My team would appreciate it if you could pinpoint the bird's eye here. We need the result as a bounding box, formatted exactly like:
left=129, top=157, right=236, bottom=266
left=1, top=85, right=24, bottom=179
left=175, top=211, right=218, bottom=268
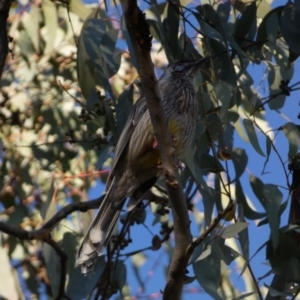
left=174, top=64, right=185, bottom=73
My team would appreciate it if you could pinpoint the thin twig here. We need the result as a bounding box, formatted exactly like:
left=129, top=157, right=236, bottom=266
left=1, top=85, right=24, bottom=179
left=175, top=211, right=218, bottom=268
left=186, top=201, right=234, bottom=255
left=0, top=197, right=103, bottom=240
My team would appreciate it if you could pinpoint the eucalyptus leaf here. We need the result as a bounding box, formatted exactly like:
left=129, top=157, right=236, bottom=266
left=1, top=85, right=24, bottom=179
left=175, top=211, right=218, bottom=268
left=280, top=122, right=300, bottom=159
left=243, top=119, right=265, bottom=156
left=232, top=148, right=248, bottom=180
left=42, top=0, right=58, bottom=55
left=219, top=222, right=249, bottom=239
left=193, top=244, right=222, bottom=300
left=280, top=2, right=300, bottom=55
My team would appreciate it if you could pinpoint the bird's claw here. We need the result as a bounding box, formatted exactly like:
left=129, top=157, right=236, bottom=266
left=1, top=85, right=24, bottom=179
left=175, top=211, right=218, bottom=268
left=156, top=160, right=183, bottom=170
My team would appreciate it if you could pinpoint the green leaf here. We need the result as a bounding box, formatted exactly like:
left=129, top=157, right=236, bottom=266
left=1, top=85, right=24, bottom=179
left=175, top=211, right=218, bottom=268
left=69, top=0, right=92, bottom=20
left=184, top=276, right=197, bottom=284
left=16, top=30, right=35, bottom=60
left=202, top=4, right=229, bottom=51
left=81, top=18, right=117, bottom=102
left=263, top=184, right=283, bottom=248
left=40, top=178, right=55, bottom=220
left=264, top=283, right=293, bottom=297
left=232, top=148, right=248, bottom=179
left=115, top=260, right=127, bottom=290
left=280, top=2, right=300, bottom=55
left=189, top=241, right=207, bottom=265
left=262, top=135, right=272, bottom=173
left=256, top=6, right=284, bottom=49
left=196, top=245, right=212, bottom=262
left=82, top=18, right=106, bottom=67
left=178, top=33, right=202, bottom=60
left=196, top=8, right=224, bottom=44
left=64, top=232, right=106, bottom=299
left=237, top=203, right=250, bottom=261
left=41, top=0, right=58, bottom=55
left=0, top=247, right=19, bottom=299
left=43, top=242, right=60, bottom=298
left=235, top=2, right=257, bottom=43
left=218, top=240, right=240, bottom=265
left=280, top=122, right=300, bottom=159
left=193, top=244, right=222, bottom=300
left=217, top=2, right=231, bottom=23
left=100, top=28, right=122, bottom=76
left=131, top=253, right=146, bottom=291
left=162, top=1, right=180, bottom=61
left=266, top=233, right=300, bottom=275
left=257, top=199, right=288, bottom=227
left=249, top=174, right=266, bottom=205
left=243, top=119, right=265, bottom=156
left=148, top=19, right=164, bottom=45
left=232, top=292, right=257, bottom=300
left=121, top=15, right=138, bottom=68
left=219, top=222, right=249, bottom=239
left=236, top=179, right=266, bottom=220
left=200, top=153, right=224, bottom=173
left=22, top=5, right=40, bottom=54
left=265, top=11, right=279, bottom=46
left=77, top=19, right=102, bottom=101
left=213, top=81, right=231, bottom=122
left=266, top=62, right=293, bottom=109
left=206, top=112, right=223, bottom=138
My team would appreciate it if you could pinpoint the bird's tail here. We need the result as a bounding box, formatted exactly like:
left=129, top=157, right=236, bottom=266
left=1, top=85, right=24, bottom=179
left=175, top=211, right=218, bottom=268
left=76, top=177, right=123, bottom=274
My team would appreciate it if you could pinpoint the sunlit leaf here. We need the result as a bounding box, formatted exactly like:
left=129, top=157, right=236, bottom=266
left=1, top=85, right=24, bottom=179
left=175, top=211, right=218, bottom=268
left=243, top=119, right=265, bottom=156
left=219, top=222, right=249, bottom=239
left=22, top=5, right=40, bottom=54
left=42, top=0, right=58, bottom=55
left=0, top=247, right=19, bottom=300
left=232, top=292, right=257, bottom=300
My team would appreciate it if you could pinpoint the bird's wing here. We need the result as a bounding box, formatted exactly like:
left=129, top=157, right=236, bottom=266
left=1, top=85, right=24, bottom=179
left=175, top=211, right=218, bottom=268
left=108, top=95, right=148, bottom=180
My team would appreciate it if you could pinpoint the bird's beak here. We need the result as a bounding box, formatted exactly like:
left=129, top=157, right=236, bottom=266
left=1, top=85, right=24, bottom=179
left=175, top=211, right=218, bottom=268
left=195, top=56, right=210, bottom=67
left=188, top=57, right=208, bottom=76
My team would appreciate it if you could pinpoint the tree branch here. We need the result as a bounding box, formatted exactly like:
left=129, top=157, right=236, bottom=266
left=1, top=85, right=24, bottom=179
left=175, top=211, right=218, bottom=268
left=0, top=196, right=103, bottom=240
left=0, top=197, right=103, bottom=299
left=119, top=1, right=192, bottom=298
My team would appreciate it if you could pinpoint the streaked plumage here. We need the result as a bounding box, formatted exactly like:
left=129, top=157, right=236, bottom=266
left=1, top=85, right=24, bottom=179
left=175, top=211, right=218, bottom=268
left=77, top=59, right=204, bottom=273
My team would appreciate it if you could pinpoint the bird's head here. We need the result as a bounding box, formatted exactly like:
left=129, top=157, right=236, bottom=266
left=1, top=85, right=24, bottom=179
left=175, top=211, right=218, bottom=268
left=164, top=59, right=206, bottom=79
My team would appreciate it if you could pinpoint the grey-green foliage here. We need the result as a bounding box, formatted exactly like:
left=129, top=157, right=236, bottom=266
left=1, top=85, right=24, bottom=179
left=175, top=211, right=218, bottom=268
left=1, top=0, right=300, bottom=298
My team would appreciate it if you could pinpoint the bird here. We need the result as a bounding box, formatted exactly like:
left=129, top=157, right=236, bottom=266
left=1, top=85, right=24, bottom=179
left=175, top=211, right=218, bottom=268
left=76, top=59, right=205, bottom=273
